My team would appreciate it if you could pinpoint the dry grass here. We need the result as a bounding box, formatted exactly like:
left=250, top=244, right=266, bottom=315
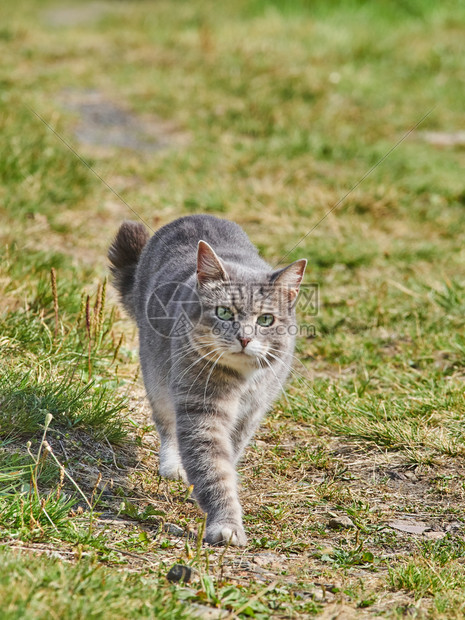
left=2, top=0, right=465, bottom=617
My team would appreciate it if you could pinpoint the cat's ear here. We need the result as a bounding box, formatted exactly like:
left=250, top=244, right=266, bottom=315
left=270, top=259, right=307, bottom=301
left=197, top=241, right=228, bottom=286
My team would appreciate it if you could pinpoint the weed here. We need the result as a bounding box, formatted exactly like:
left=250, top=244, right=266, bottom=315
left=0, top=369, right=127, bottom=443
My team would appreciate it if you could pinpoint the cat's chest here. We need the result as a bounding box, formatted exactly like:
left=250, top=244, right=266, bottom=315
left=237, top=369, right=273, bottom=407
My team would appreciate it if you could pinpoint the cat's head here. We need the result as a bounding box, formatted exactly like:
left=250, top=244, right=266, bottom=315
left=191, top=241, right=307, bottom=373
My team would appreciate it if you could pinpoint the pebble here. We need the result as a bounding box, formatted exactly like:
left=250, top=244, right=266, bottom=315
left=190, top=603, right=225, bottom=619
left=164, top=523, right=184, bottom=537
left=252, top=553, right=284, bottom=568
left=166, top=564, right=192, bottom=583
left=423, top=531, right=446, bottom=540
left=388, top=520, right=428, bottom=535
left=327, top=516, right=355, bottom=530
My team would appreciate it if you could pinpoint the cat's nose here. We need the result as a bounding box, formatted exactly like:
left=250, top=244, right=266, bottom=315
left=238, top=337, right=251, bottom=349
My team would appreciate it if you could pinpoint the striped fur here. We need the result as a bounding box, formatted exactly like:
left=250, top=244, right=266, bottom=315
left=108, top=215, right=306, bottom=546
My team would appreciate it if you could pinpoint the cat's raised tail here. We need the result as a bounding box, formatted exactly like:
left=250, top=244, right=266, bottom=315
left=108, top=220, right=150, bottom=318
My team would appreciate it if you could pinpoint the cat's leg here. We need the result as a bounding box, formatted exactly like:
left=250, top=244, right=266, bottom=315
left=231, top=366, right=288, bottom=465
left=176, top=403, right=247, bottom=546
left=146, top=391, right=188, bottom=483
left=231, top=403, right=267, bottom=467
left=231, top=377, right=277, bottom=465
left=158, top=430, right=188, bottom=483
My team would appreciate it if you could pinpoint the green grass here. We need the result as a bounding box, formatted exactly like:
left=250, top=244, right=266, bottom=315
left=389, top=538, right=465, bottom=617
left=0, top=275, right=129, bottom=442
left=1, top=0, right=465, bottom=616
left=0, top=370, right=127, bottom=442
left=0, top=549, right=190, bottom=620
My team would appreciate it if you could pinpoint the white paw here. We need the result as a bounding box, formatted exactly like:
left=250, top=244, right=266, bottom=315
left=205, top=522, right=247, bottom=547
left=159, top=446, right=188, bottom=483
left=159, top=463, right=188, bottom=484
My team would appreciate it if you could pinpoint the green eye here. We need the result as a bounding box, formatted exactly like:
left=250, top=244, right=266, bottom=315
left=257, top=314, right=274, bottom=327
left=216, top=306, right=234, bottom=321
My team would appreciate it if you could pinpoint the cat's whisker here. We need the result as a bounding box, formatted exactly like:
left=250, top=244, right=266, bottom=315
left=203, top=351, right=226, bottom=408
left=171, top=342, right=215, bottom=372
left=265, top=350, right=310, bottom=390
left=140, top=336, right=225, bottom=406
left=183, top=347, right=226, bottom=408
left=176, top=346, right=225, bottom=386
left=144, top=341, right=223, bottom=401
left=266, top=347, right=312, bottom=387
left=260, top=355, right=291, bottom=407
left=143, top=341, right=199, bottom=397
left=266, top=348, right=305, bottom=376
left=266, top=345, right=312, bottom=380
left=154, top=339, right=195, bottom=368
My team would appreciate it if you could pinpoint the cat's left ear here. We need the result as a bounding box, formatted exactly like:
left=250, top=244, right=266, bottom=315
left=270, top=259, right=307, bottom=301
left=197, top=240, right=228, bottom=286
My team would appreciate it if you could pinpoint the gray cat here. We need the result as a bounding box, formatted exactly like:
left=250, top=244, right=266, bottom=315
left=108, top=215, right=306, bottom=546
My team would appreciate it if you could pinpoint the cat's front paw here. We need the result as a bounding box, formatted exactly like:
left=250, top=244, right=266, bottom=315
left=205, top=522, right=247, bottom=547
left=159, top=463, right=188, bottom=484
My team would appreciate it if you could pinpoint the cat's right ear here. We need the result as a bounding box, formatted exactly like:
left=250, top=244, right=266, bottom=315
left=270, top=258, right=307, bottom=302
left=197, top=241, right=228, bottom=286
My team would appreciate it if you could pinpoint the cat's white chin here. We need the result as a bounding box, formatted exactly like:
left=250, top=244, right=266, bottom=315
left=221, top=351, right=260, bottom=374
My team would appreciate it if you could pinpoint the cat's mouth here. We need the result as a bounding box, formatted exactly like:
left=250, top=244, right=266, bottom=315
left=219, top=348, right=260, bottom=373
left=231, top=348, right=258, bottom=359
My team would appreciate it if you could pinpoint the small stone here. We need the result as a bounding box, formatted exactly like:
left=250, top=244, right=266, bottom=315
left=388, top=520, right=429, bottom=535
left=328, top=516, right=355, bottom=530
left=252, top=553, right=281, bottom=567
left=164, top=523, right=184, bottom=537
left=190, top=604, right=225, bottom=619
left=91, top=476, right=108, bottom=492
left=166, top=564, right=192, bottom=583
left=423, top=531, right=446, bottom=540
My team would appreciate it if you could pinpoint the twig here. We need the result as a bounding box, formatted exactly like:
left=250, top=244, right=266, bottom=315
left=50, top=268, right=59, bottom=339
left=105, top=437, right=123, bottom=471
left=105, top=545, right=159, bottom=565
left=85, top=295, right=92, bottom=378
left=43, top=441, right=93, bottom=510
